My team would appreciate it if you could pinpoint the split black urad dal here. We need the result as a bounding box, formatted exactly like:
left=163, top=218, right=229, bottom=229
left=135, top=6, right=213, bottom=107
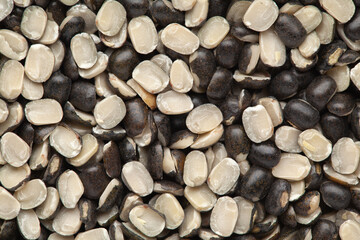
left=2, top=0, right=360, bottom=239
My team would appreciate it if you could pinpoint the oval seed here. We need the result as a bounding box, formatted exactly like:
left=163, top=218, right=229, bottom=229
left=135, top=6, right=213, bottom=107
left=320, top=181, right=351, bottom=210
left=25, top=99, right=63, bottom=125
left=100, top=20, right=127, bottom=49
left=20, top=5, right=47, bottom=40
left=95, top=0, right=126, bottom=36
left=57, top=170, right=84, bottom=209
left=243, top=0, right=279, bottom=32
left=183, top=150, right=208, bottom=187
left=21, top=75, right=44, bottom=101
left=156, top=91, right=194, bottom=115
left=170, top=60, right=193, bottom=93
left=327, top=92, right=355, bottom=116
left=319, top=0, right=355, bottom=24
left=272, top=153, right=311, bottom=181
left=210, top=196, right=238, bottom=237
left=25, top=44, right=54, bottom=83
left=0, top=0, right=13, bottom=22
left=14, top=179, right=47, bottom=209
left=161, top=23, right=200, bottom=55
left=197, top=16, right=229, bottom=49
left=275, top=126, right=302, bottom=153
left=259, top=28, right=286, bottom=67
left=75, top=228, right=110, bottom=240
left=154, top=193, right=184, bottom=229
left=186, top=103, right=223, bottom=134
left=0, top=132, right=30, bottom=168
left=128, top=15, right=158, bottom=54
left=70, top=33, right=97, bottom=69
left=298, top=129, right=332, bottom=162
left=284, top=99, right=320, bottom=130
left=233, top=196, right=256, bottom=235
left=185, top=0, right=209, bottom=27
left=122, top=161, right=154, bottom=197
left=0, top=186, right=20, bottom=220
left=274, top=13, right=307, bottom=48
left=17, top=209, right=41, bottom=240
left=78, top=51, right=108, bottom=79
left=172, top=0, right=196, bottom=11
left=36, top=187, right=60, bottom=220
left=49, top=124, right=82, bottom=158
left=316, top=12, right=336, bottom=45
left=37, top=20, right=59, bottom=45
left=184, top=184, right=217, bottom=212
left=331, top=137, right=360, bottom=174
left=0, top=60, right=24, bottom=100
left=299, top=31, right=321, bottom=58
left=179, top=205, right=201, bottom=237
left=207, top=158, right=240, bottom=195
left=129, top=204, right=165, bottom=237
left=294, top=5, right=322, bottom=33
left=94, top=95, right=126, bottom=130
left=242, top=105, right=274, bottom=143
left=0, top=29, right=28, bottom=61
left=53, top=206, right=82, bottom=236
left=0, top=99, right=8, bottom=124
left=339, top=220, right=360, bottom=240
left=265, top=179, right=291, bottom=216
left=132, top=60, right=169, bottom=94
left=0, top=164, right=30, bottom=191
left=327, top=65, right=350, bottom=92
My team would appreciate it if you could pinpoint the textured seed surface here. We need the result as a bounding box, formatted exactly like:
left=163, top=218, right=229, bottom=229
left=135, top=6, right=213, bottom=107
left=184, top=184, right=217, bottom=212
left=210, top=196, right=238, bottom=237
left=94, top=95, right=126, bottom=130
left=298, top=129, right=332, bottom=162
left=49, top=125, right=82, bottom=158
left=129, top=204, right=165, bottom=237
left=197, top=16, right=229, bottom=49
left=156, top=90, right=194, bottom=115
left=121, top=161, right=154, bottom=197
left=70, top=33, right=97, bottom=69
left=272, top=153, right=311, bottom=181
left=331, top=137, right=360, bottom=174
left=186, top=103, right=223, bottom=134
left=183, top=150, right=208, bottom=187
left=25, top=99, right=63, bottom=125
left=128, top=15, right=158, bottom=54
left=243, top=0, right=279, bottom=32
left=57, top=170, right=84, bottom=208
left=95, top=0, right=126, bottom=36
left=20, top=6, right=47, bottom=40
left=0, top=60, right=24, bottom=100
left=14, top=179, right=47, bottom=209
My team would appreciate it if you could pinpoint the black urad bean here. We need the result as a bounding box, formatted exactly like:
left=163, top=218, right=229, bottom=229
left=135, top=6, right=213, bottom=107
left=238, top=43, right=259, bottom=75
left=149, top=0, right=184, bottom=27
left=91, top=125, right=126, bottom=141
left=42, top=154, right=63, bottom=185
left=305, top=163, right=323, bottom=190
left=269, top=70, right=299, bottom=100
left=279, top=205, right=297, bottom=228
left=305, top=75, right=337, bottom=111
left=47, top=1, right=67, bottom=26
left=16, top=122, right=34, bottom=148
left=252, top=215, right=277, bottom=235
left=118, top=0, right=149, bottom=18
left=337, top=50, right=360, bottom=65
left=290, top=68, right=316, bottom=90
left=62, top=49, right=79, bottom=81
left=215, top=36, right=241, bottom=69
left=224, top=125, right=251, bottom=161
left=0, top=220, right=21, bottom=240
left=344, top=9, right=360, bottom=41
left=83, top=0, right=105, bottom=11
left=170, top=114, right=187, bottom=131
left=220, top=94, right=244, bottom=126
left=351, top=187, right=360, bottom=211
left=109, top=45, right=140, bottom=81
left=231, top=22, right=258, bottom=43
left=69, top=80, right=96, bottom=112
left=284, top=99, right=320, bottom=130
left=79, top=163, right=111, bottom=200
left=312, top=220, right=338, bottom=240
left=326, top=92, right=355, bottom=117
left=320, top=181, right=351, bottom=210
left=207, top=67, right=233, bottom=100
left=118, top=137, right=137, bottom=163
left=103, top=141, right=122, bottom=178
left=274, top=13, right=307, bottom=48
left=351, top=104, right=360, bottom=139
left=189, top=92, right=209, bottom=108
left=2, top=7, right=23, bottom=33
left=43, top=71, right=72, bottom=105
left=248, top=140, right=281, bottom=170
left=321, top=113, right=348, bottom=143
left=123, top=98, right=148, bottom=137
left=190, top=47, right=217, bottom=89
left=60, top=16, right=85, bottom=45
left=153, top=111, right=171, bottom=147
left=148, top=141, right=163, bottom=180
left=208, top=0, right=231, bottom=18
left=239, top=165, right=274, bottom=202
left=78, top=198, right=97, bottom=230
left=265, top=179, right=291, bottom=216
left=294, top=191, right=320, bottom=216
left=316, top=40, right=347, bottom=73
left=34, top=125, right=57, bottom=145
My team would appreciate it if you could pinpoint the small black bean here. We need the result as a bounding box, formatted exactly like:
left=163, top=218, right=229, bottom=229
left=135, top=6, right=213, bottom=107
left=34, top=125, right=57, bottom=145
left=148, top=141, right=163, bottom=180
left=231, top=22, right=258, bottom=43
left=293, top=191, right=320, bottom=216
left=108, top=45, right=140, bottom=81
left=239, top=165, right=274, bottom=202
left=248, top=140, right=281, bottom=170
left=46, top=1, right=67, bottom=26
left=284, top=99, right=320, bottom=130
left=320, top=181, right=351, bottom=210
left=337, top=50, right=360, bottom=66
left=123, top=98, right=148, bottom=137
left=220, top=94, right=244, bottom=126
left=265, top=179, right=291, bottom=216
left=208, top=0, right=231, bottom=18
left=238, top=43, right=259, bottom=75
left=274, top=13, right=307, bottom=48
left=149, top=0, right=184, bottom=27
left=60, top=16, right=85, bottom=45
left=169, top=114, right=187, bottom=131
left=326, top=92, right=355, bottom=117
left=42, top=154, right=63, bottom=185
left=279, top=205, right=297, bottom=228
left=252, top=215, right=277, bottom=236
left=215, top=36, right=241, bottom=69
left=305, top=163, right=323, bottom=191
left=305, top=75, right=337, bottom=111
left=312, top=220, right=338, bottom=240
left=351, top=104, right=360, bottom=139
left=118, top=137, right=137, bottom=163
left=43, top=71, right=72, bottom=105
left=91, top=125, right=127, bottom=141
left=103, top=141, right=122, bottom=178
left=224, top=125, right=251, bottom=161
left=78, top=198, right=97, bottom=230
left=269, top=70, right=299, bottom=100
left=69, top=80, right=96, bottom=112
left=16, top=121, right=34, bottom=148
left=316, top=40, right=347, bottom=73
left=190, top=47, right=217, bottom=89
left=344, top=9, right=360, bottom=41
left=189, top=92, right=209, bottom=108
left=290, top=68, right=316, bottom=90
left=62, top=49, right=79, bottom=81
left=118, top=0, right=149, bottom=18
left=2, top=7, right=23, bottom=33
left=351, top=187, right=360, bottom=211
left=207, top=67, right=233, bottom=100
left=321, top=112, right=348, bottom=143
left=153, top=111, right=171, bottom=147
left=79, top=163, right=111, bottom=200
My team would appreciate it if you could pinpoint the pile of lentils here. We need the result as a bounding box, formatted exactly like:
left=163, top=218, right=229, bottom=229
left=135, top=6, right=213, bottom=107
left=3, top=0, right=360, bottom=239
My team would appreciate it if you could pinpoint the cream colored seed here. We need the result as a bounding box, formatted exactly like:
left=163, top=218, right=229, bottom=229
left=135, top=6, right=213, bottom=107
left=197, top=16, right=230, bottom=49
left=52, top=206, right=82, bottom=236
left=184, top=184, right=217, bottom=212
left=0, top=186, right=20, bottom=220
left=21, top=74, right=44, bottom=100
left=298, top=129, right=332, bottom=162
left=0, top=0, right=13, bottom=22
left=0, top=29, right=28, bottom=60
left=49, top=124, right=82, bottom=158
left=36, top=187, right=60, bottom=220
left=156, top=90, right=194, bottom=115
left=170, top=59, right=193, bottom=93
left=128, top=15, right=158, bottom=54
left=299, top=31, right=321, bottom=58
left=331, top=137, right=360, bottom=174
left=94, top=95, right=126, bottom=130
left=129, top=204, right=165, bottom=237
left=259, top=28, right=286, bottom=67
left=95, top=0, right=126, bottom=36
left=37, top=20, right=59, bottom=45
left=172, top=0, right=196, bottom=11
left=294, top=5, right=323, bottom=33
left=316, top=12, right=335, bottom=45
left=1, top=132, right=30, bottom=168
left=183, top=150, right=208, bottom=187
left=57, top=170, right=84, bottom=208
left=25, top=44, right=55, bottom=83
left=17, top=209, right=41, bottom=240
left=243, top=0, right=279, bottom=32
left=25, top=99, right=63, bottom=125
left=179, top=205, right=201, bottom=238
left=121, top=161, right=154, bottom=197
left=0, top=60, right=24, bottom=100
left=210, top=196, right=238, bottom=237
left=70, top=33, right=97, bottom=69
left=186, top=103, right=223, bottom=134
left=14, top=179, right=47, bottom=209
left=272, top=153, right=311, bottom=181
left=154, top=193, right=185, bottom=229
left=78, top=51, right=108, bottom=79
left=319, top=0, right=355, bottom=24
left=21, top=5, right=47, bottom=40
left=185, top=0, right=209, bottom=27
